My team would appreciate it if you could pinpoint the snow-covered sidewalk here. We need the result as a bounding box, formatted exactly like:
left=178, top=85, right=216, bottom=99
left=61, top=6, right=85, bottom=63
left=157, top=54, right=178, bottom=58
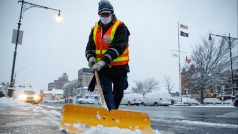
left=0, top=97, right=60, bottom=134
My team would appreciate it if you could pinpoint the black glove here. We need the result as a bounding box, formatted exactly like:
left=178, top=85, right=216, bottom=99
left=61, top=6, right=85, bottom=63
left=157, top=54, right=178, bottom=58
left=88, top=74, right=96, bottom=92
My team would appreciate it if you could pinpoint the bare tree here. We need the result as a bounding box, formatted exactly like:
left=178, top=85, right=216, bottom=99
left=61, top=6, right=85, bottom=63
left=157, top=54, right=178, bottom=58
left=144, top=78, right=159, bottom=92
left=163, top=75, right=174, bottom=94
left=132, top=78, right=159, bottom=97
left=190, top=38, right=237, bottom=104
left=132, top=80, right=144, bottom=94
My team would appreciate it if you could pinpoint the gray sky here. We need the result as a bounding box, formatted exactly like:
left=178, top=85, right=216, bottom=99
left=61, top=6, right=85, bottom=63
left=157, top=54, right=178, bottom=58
left=0, top=0, right=237, bottom=91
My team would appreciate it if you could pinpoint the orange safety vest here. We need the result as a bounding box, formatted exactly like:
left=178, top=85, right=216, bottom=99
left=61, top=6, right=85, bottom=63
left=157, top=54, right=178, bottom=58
left=93, top=20, right=129, bottom=66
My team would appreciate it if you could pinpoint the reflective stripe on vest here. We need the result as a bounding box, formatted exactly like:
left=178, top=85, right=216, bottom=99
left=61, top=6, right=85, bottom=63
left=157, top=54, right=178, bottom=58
left=93, top=20, right=129, bottom=66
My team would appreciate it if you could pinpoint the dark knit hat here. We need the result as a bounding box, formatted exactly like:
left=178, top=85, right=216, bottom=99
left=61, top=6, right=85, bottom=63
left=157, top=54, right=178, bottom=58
left=98, top=0, right=114, bottom=14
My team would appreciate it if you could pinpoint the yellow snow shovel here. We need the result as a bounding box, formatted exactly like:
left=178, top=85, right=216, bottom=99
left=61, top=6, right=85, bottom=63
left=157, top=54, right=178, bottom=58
left=60, top=71, right=153, bottom=134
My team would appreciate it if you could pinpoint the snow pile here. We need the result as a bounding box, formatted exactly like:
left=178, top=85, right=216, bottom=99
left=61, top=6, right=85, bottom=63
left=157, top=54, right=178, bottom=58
left=0, top=97, right=60, bottom=127
left=0, top=97, right=32, bottom=107
left=181, top=97, right=200, bottom=104
left=62, top=124, right=161, bottom=134
left=39, top=107, right=61, bottom=117
left=84, top=125, right=142, bottom=134
left=49, top=109, right=61, bottom=116
left=36, top=107, right=61, bottom=126
left=84, top=126, right=161, bottom=134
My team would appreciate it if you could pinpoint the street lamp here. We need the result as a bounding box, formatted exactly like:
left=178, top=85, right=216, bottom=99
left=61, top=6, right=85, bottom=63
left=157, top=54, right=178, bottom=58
left=7, top=0, right=62, bottom=97
left=208, top=33, right=238, bottom=97
left=55, top=11, right=64, bottom=22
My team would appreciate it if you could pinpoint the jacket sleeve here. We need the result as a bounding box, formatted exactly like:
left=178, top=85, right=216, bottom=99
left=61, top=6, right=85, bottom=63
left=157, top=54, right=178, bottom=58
left=101, top=23, right=130, bottom=64
left=85, top=28, right=96, bottom=61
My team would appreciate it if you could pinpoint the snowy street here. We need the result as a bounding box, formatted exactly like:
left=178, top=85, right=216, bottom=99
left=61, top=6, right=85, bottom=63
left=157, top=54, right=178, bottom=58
left=0, top=97, right=159, bottom=134
left=43, top=103, right=238, bottom=134
left=1, top=97, right=238, bottom=134
left=1, top=0, right=238, bottom=134
left=0, top=98, right=60, bottom=134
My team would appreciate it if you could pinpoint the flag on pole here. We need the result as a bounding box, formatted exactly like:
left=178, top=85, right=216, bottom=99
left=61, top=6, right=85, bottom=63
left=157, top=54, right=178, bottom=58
left=180, top=24, right=188, bottom=29
left=186, top=56, right=192, bottom=64
left=180, top=31, right=189, bottom=37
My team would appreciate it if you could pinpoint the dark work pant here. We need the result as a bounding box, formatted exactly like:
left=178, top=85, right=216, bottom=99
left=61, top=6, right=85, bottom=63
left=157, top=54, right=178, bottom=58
left=99, top=72, right=128, bottom=111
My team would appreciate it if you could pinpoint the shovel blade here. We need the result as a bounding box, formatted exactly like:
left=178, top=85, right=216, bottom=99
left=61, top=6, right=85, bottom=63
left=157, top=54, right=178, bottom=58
left=60, top=104, right=153, bottom=133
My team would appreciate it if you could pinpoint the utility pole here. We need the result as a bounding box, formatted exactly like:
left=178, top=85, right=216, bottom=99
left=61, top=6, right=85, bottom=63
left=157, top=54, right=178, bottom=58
left=7, top=0, right=62, bottom=97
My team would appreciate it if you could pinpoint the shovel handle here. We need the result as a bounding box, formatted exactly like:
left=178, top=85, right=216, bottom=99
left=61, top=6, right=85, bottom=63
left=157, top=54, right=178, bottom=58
left=94, top=71, right=108, bottom=110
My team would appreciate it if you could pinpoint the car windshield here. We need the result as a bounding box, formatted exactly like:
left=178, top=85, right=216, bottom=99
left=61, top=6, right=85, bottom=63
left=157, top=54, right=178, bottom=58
left=23, top=90, right=35, bottom=95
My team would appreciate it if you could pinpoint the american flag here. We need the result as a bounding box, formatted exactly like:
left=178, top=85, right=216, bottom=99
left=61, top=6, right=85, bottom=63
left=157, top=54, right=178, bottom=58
left=180, top=24, right=188, bottom=30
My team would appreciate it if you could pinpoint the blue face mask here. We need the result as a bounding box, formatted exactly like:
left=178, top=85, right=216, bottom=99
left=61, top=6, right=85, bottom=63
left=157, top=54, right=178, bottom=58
left=100, top=15, right=112, bottom=25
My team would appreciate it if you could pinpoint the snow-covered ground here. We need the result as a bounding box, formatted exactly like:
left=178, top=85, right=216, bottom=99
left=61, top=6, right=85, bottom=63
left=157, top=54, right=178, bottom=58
left=191, top=105, right=235, bottom=108
left=63, top=124, right=158, bottom=134
left=0, top=97, right=60, bottom=127
left=0, top=96, right=32, bottom=107
left=0, top=97, right=161, bottom=134
left=152, top=118, right=238, bottom=129
left=2, top=97, right=236, bottom=134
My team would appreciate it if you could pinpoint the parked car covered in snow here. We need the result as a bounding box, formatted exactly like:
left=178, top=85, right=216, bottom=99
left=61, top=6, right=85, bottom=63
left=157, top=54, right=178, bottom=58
left=204, top=98, right=222, bottom=104
left=173, top=97, right=200, bottom=106
left=121, top=93, right=143, bottom=106
left=141, top=92, right=172, bottom=106
left=76, top=96, right=96, bottom=104
left=223, top=99, right=232, bottom=105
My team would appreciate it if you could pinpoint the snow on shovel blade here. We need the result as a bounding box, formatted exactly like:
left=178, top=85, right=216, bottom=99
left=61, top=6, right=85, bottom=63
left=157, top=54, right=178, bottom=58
left=60, top=104, right=153, bottom=134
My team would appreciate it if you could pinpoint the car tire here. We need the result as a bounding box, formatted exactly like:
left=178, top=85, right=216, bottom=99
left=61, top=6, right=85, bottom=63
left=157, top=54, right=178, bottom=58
left=141, top=102, right=145, bottom=106
left=0, top=91, right=5, bottom=97
left=154, top=102, right=159, bottom=106
left=233, top=97, right=238, bottom=107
